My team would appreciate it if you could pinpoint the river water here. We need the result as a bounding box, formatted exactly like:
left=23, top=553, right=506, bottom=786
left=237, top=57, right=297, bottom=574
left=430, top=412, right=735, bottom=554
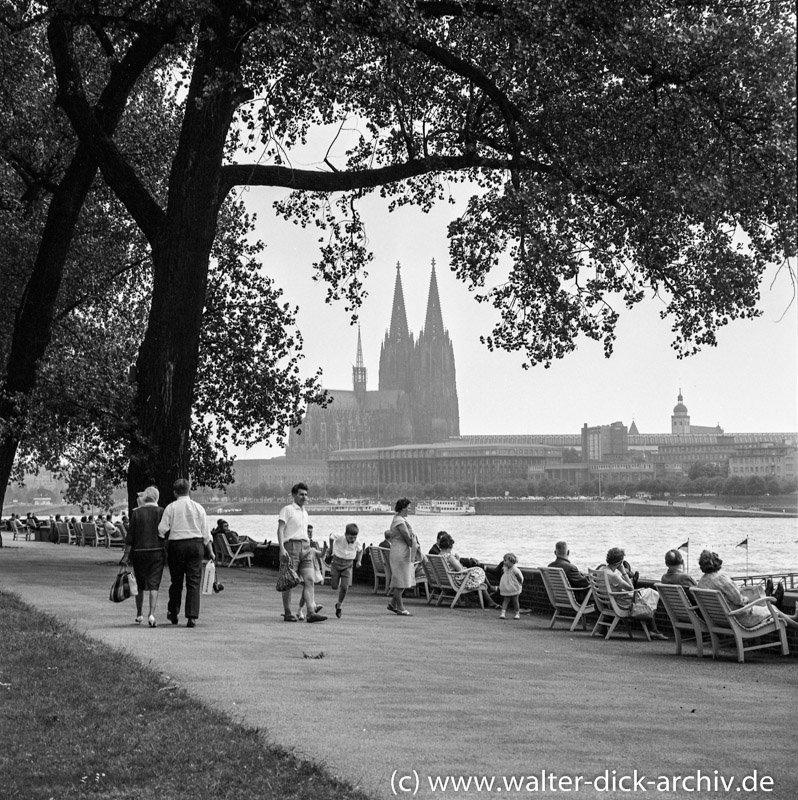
left=228, top=513, right=797, bottom=579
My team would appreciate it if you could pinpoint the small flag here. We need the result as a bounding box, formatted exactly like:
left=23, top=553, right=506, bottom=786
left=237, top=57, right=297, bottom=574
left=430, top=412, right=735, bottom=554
left=736, top=538, right=748, bottom=549
left=678, top=541, right=689, bottom=551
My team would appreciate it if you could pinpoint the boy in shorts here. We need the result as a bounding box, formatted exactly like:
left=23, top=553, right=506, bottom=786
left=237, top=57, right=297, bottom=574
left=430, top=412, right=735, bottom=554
left=328, top=523, right=363, bottom=618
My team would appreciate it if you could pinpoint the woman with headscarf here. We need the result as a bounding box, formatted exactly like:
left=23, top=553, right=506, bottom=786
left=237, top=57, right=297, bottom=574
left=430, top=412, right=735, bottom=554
left=602, top=547, right=667, bottom=639
left=120, top=486, right=165, bottom=627
left=697, top=550, right=798, bottom=629
left=386, top=498, right=417, bottom=616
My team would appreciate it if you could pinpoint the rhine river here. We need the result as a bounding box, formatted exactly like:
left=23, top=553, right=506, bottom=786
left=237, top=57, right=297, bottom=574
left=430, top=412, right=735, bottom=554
left=228, top=513, right=797, bottom=579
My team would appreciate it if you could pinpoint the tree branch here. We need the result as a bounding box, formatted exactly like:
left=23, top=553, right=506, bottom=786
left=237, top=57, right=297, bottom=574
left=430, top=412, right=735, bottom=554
left=47, top=15, right=170, bottom=245
left=219, top=153, right=550, bottom=197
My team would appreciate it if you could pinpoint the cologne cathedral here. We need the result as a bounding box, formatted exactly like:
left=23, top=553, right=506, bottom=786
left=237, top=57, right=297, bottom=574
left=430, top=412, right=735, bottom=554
left=286, top=262, right=460, bottom=460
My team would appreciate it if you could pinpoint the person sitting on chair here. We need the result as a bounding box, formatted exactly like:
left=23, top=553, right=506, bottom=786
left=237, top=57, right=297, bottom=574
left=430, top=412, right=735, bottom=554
left=437, top=533, right=499, bottom=608
left=697, top=550, right=798, bottom=630
left=660, top=549, right=696, bottom=588
left=212, top=519, right=259, bottom=554
left=548, top=540, right=589, bottom=600
left=601, top=547, right=667, bottom=640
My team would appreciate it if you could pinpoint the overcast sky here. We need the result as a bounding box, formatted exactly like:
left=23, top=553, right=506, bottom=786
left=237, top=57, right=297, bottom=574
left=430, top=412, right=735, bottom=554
left=230, top=177, right=797, bottom=462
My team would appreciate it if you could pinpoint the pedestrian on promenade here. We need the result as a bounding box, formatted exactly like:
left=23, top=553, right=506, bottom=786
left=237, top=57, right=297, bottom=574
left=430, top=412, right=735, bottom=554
left=387, top=498, right=417, bottom=616
left=499, top=553, right=524, bottom=620
left=158, top=478, right=214, bottom=628
left=278, top=483, right=326, bottom=623
left=121, top=486, right=165, bottom=627
left=328, top=523, right=363, bottom=618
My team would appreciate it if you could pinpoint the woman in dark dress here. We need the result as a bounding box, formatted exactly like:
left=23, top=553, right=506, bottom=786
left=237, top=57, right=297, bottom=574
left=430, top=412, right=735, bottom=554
left=120, top=486, right=165, bottom=627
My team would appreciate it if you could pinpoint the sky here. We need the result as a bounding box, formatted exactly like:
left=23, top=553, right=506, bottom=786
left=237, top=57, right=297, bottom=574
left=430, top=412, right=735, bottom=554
left=230, top=177, right=798, bottom=462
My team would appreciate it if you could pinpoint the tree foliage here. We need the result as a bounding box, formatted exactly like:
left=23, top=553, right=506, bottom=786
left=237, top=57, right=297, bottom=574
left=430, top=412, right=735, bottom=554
left=9, top=0, right=794, bottom=506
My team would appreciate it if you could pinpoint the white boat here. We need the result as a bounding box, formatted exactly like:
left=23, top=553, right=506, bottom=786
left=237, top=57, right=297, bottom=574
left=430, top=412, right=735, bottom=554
left=307, top=499, right=393, bottom=515
left=414, top=500, right=475, bottom=516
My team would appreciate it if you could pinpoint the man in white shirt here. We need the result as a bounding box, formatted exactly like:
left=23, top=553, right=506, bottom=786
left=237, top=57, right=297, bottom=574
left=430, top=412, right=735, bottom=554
left=158, top=478, right=213, bottom=628
left=277, top=482, right=326, bottom=623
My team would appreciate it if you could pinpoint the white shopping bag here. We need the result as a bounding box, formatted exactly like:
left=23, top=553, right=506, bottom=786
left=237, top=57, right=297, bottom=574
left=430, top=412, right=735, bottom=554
left=201, top=560, right=216, bottom=595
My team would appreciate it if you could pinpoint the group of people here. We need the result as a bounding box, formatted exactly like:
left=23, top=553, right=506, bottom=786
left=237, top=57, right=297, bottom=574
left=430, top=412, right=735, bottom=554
left=120, top=479, right=214, bottom=628
left=548, top=540, right=798, bottom=635
left=119, top=478, right=798, bottom=636
left=278, top=488, right=527, bottom=621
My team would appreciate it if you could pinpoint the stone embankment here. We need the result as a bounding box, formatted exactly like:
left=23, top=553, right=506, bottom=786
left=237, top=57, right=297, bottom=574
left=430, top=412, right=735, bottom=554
left=475, top=499, right=797, bottom=517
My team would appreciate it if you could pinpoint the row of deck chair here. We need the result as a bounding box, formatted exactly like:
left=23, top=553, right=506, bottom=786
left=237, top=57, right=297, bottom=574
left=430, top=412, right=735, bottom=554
left=52, top=520, right=126, bottom=548
left=539, top=565, right=790, bottom=663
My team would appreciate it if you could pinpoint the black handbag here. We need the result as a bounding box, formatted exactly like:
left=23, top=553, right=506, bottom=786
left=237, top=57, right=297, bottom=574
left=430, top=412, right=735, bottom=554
left=110, top=568, right=136, bottom=602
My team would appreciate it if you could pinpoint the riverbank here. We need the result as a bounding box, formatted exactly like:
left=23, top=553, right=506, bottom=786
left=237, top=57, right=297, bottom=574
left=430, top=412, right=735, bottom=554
left=475, top=498, right=798, bottom=517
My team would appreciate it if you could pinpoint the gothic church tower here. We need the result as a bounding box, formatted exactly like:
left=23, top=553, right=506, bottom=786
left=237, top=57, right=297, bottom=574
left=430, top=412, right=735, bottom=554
left=378, top=263, right=414, bottom=393
left=412, top=261, right=460, bottom=442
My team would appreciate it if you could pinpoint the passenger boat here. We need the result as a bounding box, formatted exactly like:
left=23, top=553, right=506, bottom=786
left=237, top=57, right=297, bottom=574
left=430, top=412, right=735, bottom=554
left=414, top=500, right=475, bottom=516
left=306, top=499, right=393, bottom=515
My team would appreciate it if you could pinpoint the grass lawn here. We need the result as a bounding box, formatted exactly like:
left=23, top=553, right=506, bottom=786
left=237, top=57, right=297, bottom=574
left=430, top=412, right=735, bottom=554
left=0, top=590, right=372, bottom=799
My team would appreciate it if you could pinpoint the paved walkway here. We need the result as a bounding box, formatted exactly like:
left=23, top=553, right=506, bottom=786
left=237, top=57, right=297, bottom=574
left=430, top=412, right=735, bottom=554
left=1, top=541, right=796, bottom=799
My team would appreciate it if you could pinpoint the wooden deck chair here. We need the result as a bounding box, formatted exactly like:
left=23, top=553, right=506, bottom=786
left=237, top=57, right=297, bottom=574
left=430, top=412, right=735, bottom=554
left=95, top=522, right=109, bottom=548
left=587, top=568, right=651, bottom=640
left=56, top=521, right=75, bottom=545
left=215, top=534, right=253, bottom=568
left=690, top=587, right=789, bottom=663
left=426, top=554, right=487, bottom=609
left=368, top=546, right=391, bottom=595
left=81, top=522, right=100, bottom=547
left=539, top=566, right=595, bottom=631
left=654, top=583, right=710, bottom=657
left=413, top=559, right=429, bottom=599
left=107, top=523, right=126, bottom=548
left=11, top=519, right=33, bottom=541
left=70, top=520, right=84, bottom=546
left=422, top=556, right=445, bottom=605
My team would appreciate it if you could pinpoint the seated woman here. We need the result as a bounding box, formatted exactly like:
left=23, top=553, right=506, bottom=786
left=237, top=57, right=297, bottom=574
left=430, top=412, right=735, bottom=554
left=697, top=550, right=798, bottom=629
left=437, top=533, right=499, bottom=608
left=601, top=547, right=667, bottom=640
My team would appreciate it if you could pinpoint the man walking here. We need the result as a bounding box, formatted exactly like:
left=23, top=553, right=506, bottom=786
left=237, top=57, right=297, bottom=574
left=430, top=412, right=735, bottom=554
left=159, top=478, right=213, bottom=628
left=277, top=482, right=326, bottom=623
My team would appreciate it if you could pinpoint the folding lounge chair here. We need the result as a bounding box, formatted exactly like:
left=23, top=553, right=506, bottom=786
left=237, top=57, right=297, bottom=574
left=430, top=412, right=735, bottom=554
left=654, top=583, right=710, bottom=657
left=539, top=566, right=594, bottom=631
left=426, top=554, right=487, bottom=609
left=215, top=534, right=253, bottom=568
left=587, top=568, right=652, bottom=640
left=368, top=546, right=391, bottom=595
left=690, top=587, right=789, bottom=663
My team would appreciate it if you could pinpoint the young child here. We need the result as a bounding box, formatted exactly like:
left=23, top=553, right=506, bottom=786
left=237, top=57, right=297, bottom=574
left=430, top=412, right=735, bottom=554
left=297, top=524, right=325, bottom=620
left=328, top=522, right=364, bottom=618
left=499, top=552, right=524, bottom=620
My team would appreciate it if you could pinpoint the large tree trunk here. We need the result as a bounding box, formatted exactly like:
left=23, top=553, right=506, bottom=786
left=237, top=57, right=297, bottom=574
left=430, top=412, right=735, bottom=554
left=0, top=149, right=98, bottom=519
left=125, top=15, right=243, bottom=511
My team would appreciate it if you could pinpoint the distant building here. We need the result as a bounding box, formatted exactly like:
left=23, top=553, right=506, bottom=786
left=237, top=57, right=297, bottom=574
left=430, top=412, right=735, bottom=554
left=728, top=442, right=797, bottom=481
left=581, top=422, right=628, bottom=462
left=233, top=458, right=328, bottom=492
left=328, top=441, right=562, bottom=488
